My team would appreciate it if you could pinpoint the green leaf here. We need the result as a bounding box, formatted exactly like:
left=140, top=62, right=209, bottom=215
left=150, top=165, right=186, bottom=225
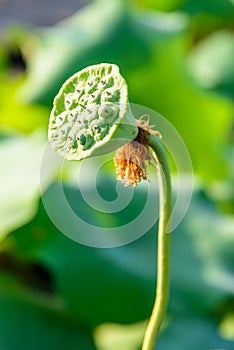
left=219, top=312, right=234, bottom=341
left=169, top=191, right=234, bottom=315
left=135, top=0, right=234, bottom=16
left=0, top=75, right=49, bottom=133
left=182, top=0, right=234, bottom=17
left=128, top=43, right=232, bottom=181
left=94, top=317, right=234, bottom=350
left=2, top=179, right=158, bottom=325
left=157, top=317, right=234, bottom=350
left=0, top=131, right=59, bottom=241
left=137, top=0, right=187, bottom=12
left=94, top=321, right=146, bottom=350
left=186, top=29, right=234, bottom=97
left=18, top=0, right=188, bottom=105
left=4, top=177, right=234, bottom=325
left=0, top=273, right=96, bottom=350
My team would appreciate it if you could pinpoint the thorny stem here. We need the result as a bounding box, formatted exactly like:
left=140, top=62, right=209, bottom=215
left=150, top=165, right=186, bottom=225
left=141, top=134, right=172, bottom=350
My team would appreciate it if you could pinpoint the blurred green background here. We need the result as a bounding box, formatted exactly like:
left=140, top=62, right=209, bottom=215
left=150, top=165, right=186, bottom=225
left=0, top=0, right=234, bottom=349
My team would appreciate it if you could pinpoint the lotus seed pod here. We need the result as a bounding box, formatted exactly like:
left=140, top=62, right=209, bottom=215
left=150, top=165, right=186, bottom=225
left=48, top=63, right=138, bottom=160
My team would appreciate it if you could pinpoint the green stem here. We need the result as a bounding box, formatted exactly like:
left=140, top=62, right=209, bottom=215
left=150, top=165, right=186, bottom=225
left=142, top=134, right=172, bottom=350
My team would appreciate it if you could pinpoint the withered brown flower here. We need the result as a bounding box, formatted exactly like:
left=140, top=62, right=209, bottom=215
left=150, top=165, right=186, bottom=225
left=114, top=115, right=161, bottom=187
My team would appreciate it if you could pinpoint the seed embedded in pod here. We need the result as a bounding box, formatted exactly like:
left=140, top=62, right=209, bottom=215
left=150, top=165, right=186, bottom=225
left=68, top=111, right=76, bottom=123
left=85, top=77, right=99, bottom=94
left=98, top=105, right=113, bottom=118
left=93, top=125, right=101, bottom=133
left=76, top=133, right=86, bottom=145
left=65, top=93, right=74, bottom=109
left=56, top=115, right=64, bottom=127
left=85, top=104, right=98, bottom=121
left=67, top=134, right=74, bottom=147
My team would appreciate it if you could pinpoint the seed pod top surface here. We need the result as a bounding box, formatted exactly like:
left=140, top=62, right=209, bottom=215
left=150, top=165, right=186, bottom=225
left=48, top=63, right=138, bottom=160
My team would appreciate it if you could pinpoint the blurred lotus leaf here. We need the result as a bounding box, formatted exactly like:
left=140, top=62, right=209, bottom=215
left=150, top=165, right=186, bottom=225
left=182, top=0, right=234, bottom=17
left=135, top=0, right=234, bottom=16
left=0, top=273, right=96, bottom=350
left=4, top=176, right=234, bottom=329
left=187, top=29, right=234, bottom=97
left=19, top=0, right=188, bottom=105
left=94, top=317, right=234, bottom=350
left=157, top=316, right=234, bottom=350
left=94, top=321, right=146, bottom=350
left=0, top=132, right=59, bottom=241
left=0, top=75, right=49, bottom=133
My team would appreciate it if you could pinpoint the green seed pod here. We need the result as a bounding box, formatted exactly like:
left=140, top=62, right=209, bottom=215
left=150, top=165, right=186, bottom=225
left=48, top=63, right=138, bottom=160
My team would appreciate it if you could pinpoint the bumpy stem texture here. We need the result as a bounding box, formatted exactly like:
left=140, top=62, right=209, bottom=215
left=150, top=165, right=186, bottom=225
left=142, top=134, right=172, bottom=350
